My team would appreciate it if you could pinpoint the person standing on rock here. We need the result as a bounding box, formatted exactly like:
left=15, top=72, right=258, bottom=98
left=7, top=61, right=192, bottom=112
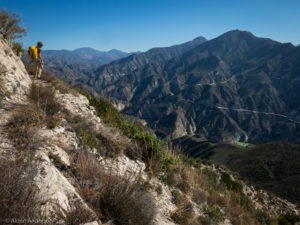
left=28, top=41, right=44, bottom=79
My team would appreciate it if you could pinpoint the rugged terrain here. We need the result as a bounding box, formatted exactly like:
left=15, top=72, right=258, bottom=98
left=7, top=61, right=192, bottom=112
left=175, top=137, right=300, bottom=206
left=71, top=30, right=300, bottom=144
left=1, top=37, right=300, bottom=224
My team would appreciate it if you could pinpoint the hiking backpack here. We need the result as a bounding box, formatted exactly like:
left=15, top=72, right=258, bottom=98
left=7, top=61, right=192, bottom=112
left=28, top=46, right=38, bottom=60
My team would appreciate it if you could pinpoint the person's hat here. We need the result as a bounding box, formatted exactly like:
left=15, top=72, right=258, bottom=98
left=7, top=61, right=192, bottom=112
left=37, top=41, right=43, bottom=47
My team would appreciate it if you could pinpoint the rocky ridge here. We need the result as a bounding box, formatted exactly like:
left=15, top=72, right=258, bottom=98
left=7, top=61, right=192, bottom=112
left=0, top=38, right=299, bottom=224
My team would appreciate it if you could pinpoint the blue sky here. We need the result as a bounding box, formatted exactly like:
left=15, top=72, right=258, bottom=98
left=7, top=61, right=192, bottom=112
left=1, top=0, right=300, bottom=52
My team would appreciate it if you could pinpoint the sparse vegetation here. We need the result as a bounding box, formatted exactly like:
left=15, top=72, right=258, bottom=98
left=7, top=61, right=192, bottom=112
left=97, top=173, right=155, bottom=225
left=0, top=63, right=7, bottom=100
left=66, top=114, right=124, bottom=157
left=278, top=213, right=300, bottom=225
left=50, top=154, right=67, bottom=171
left=71, top=147, right=156, bottom=225
left=0, top=155, right=40, bottom=221
left=0, top=63, right=7, bottom=75
left=28, top=82, right=61, bottom=116
left=80, top=129, right=97, bottom=149
left=6, top=81, right=62, bottom=161
left=7, top=104, right=45, bottom=150
left=11, top=41, right=24, bottom=56
left=26, top=82, right=62, bottom=131
left=220, top=171, right=243, bottom=193
left=79, top=90, right=166, bottom=171
left=171, top=200, right=195, bottom=225
left=0, top=10, right=27, bottom=43
left=76, top=89, right=287, bottom=224
left=58, top=201, right=97, bottom=225
left=40, top=70, right=78, bottom=95
left=204, top=204, right=225, bottom=223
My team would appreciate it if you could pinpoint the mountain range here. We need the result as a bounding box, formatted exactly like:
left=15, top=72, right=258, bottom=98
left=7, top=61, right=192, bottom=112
left=69, top=30, right=300, bottom=144
left=43, top=47, right=130, bottom=82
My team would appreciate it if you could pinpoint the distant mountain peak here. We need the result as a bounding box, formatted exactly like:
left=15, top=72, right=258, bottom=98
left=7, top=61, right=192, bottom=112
left=73, top=47, right=100, bottom=53
left=192, top=36, right=207, bottom=42
left=224, top=29, right=254, bottom=36
left=215, top=29, right=284, bottom=46
left=217, top=29, right=256, bottom=42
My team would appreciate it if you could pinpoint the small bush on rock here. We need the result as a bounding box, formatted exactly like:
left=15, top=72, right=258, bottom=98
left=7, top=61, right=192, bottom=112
left=29, top=82, right=61, bottom=116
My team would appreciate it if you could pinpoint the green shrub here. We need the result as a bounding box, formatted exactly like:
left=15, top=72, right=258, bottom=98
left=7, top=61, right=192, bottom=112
left=202, top=168, right=219, bottom=189
left=278, top=213, right=300, bottom=225
left=80, top=129, right=97, bottom=149
left=79, top=90, right=166, bottom=171
left=220, top=171, right=243, bottom=193
left=50, top=154, right=67, bottom=171
left=80, top=91, right=124, bottom=126
left=66, top=115, right=123, bottom=158
left=204, top=205, right=225, bottom=223
left=12, top=41, right=24, bottom=56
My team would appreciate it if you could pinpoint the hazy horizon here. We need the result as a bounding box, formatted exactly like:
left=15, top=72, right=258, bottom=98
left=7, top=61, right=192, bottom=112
left=1, top=0, right=300, bottom=52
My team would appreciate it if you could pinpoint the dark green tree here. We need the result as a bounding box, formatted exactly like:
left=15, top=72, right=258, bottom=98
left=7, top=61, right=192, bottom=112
left=12, top=42, right=24, bottom=56
left=0, top=10, right=27, bottom=43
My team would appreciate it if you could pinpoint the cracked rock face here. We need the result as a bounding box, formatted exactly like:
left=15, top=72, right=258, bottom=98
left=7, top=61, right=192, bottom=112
left=0, top=39, right=31, bottom=102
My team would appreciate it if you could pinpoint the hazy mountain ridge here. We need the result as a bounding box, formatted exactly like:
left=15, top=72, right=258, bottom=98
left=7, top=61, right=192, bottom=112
left=94, top=36, right=207, bottom=76
left=42, top=47, right=130, bottom=82
left=44, top=48, right=129, bottom=63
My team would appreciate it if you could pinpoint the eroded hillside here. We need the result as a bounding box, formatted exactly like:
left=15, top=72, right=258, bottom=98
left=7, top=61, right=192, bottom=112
left=75, top=30, right=300, bottom=144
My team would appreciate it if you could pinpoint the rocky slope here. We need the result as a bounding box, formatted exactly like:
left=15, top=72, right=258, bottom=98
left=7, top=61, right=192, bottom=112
left=1, top=38, right=300, bottom=224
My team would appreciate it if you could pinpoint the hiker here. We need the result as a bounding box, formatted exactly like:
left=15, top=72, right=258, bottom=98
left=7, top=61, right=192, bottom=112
left=28, top=41, right=44, bottom=79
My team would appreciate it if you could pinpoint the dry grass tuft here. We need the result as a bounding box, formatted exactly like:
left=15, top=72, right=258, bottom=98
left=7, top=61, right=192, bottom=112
left=0, top=157, right=40, bottom=221
left=7, top=104, right=45, bottom=150
left=76, top=147, right=102, bottom=182
left=97, top=173, right=155, bottom=225
left=29, top=82, right=61, bottom=116
left=0, top=63, right=8, bottom=75
left=58, top=201, right=98, bottom=225
left=0, top=63, right=7, bottom=101
left=171, top=200, right=196, bottom=225
left=70, top=147, right=156, bottom=225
